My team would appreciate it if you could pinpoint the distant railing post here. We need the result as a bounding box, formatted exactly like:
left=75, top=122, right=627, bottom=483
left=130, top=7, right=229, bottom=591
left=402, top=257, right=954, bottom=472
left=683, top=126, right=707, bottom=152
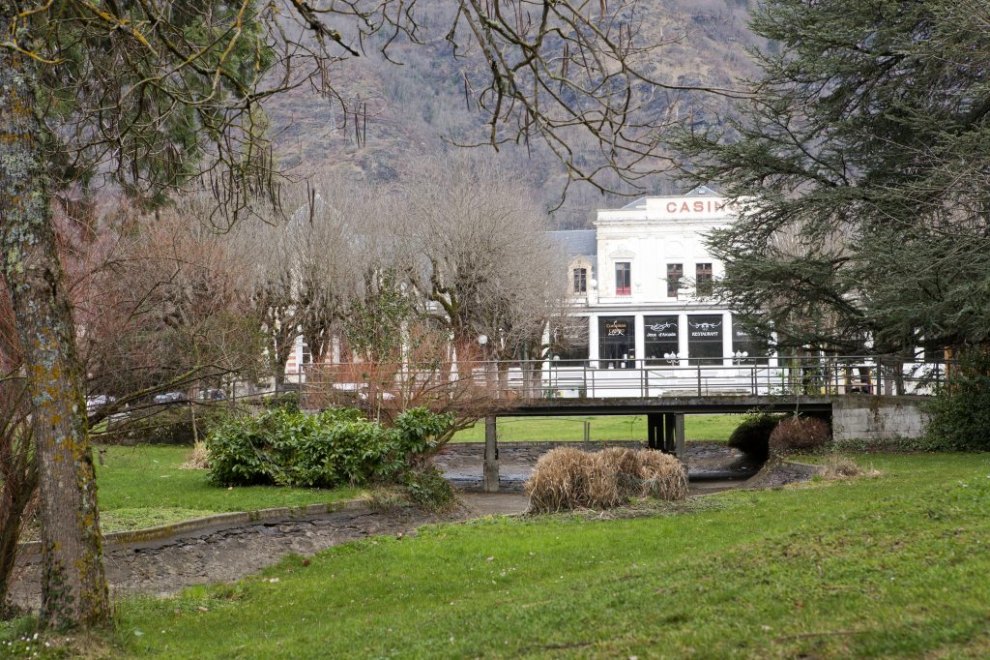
left=696, top=363, right=702, bottom=396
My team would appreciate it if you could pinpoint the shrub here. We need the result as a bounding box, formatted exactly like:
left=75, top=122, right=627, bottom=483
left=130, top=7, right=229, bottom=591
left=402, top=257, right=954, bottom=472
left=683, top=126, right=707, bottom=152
left=768, top=416, right=832, bottom=455
left=263, top=390, right=300, bottom=412
left=403, top=466, right=457, bottom=512
left=727, top=412, right=782, bottom=461
left=526, top=447, right=687, bottom=513
left=923, top=352, right=990, bottom=451
left=819, top=455, right=879, bottom=480
left=204, top=406, right=455, bottom=490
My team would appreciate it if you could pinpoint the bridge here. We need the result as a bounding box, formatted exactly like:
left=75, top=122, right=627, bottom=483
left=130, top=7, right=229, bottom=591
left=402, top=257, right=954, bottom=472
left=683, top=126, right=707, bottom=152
left=301, top=355, right=941, bottom=490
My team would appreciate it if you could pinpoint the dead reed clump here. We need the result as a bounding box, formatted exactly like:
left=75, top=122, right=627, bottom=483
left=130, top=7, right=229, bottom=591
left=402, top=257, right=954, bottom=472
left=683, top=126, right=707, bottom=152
left=180, top=441, right=210, bottom=470
left=526, top=447, right=688, bottom=513
left=526, top=447, right=596, bottom=513
left=579, top=447, right=629, bottom=509
left=589, top=447, right=641, bottom=506
left=637, top=450, right=689, bottom=501
left=819, top=455, right=881, bottom=480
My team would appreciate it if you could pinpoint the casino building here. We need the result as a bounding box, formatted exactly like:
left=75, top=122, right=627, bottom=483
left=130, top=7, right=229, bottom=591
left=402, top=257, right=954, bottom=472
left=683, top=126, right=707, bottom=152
left=550, top=186, right=766, bottom=368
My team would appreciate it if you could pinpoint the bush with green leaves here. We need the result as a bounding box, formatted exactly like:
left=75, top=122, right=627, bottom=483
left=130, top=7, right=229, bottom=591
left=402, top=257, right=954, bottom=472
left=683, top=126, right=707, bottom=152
left=205, top=406, right=454, bottom=489
left=923, top=352, right=990, bottom=451
left=402, top=466, right=457, bottom=512
left=728, top=411, right=784, bottom=461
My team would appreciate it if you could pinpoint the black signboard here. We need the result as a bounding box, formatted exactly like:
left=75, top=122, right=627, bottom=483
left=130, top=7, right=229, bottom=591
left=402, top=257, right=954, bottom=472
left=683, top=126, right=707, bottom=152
left=688, top=315, right=723, bottom=341
left=644, top=316, right=678, bottom=341
left=688, top=314, right=723, bottom=364
left=599, top=316, right=635, bottom=368
left=645, top=315, right=679, bottom=365
left=603, top=319, right=630, bottom=339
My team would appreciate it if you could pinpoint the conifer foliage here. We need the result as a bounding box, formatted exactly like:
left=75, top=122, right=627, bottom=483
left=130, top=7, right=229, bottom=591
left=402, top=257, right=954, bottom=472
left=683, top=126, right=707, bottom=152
left=676, top=0, right=990, bottom=361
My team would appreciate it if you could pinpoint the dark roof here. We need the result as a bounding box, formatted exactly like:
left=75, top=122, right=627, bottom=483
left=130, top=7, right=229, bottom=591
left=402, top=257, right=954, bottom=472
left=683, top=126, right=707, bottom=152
left=548, top=229, right=596, bottom=257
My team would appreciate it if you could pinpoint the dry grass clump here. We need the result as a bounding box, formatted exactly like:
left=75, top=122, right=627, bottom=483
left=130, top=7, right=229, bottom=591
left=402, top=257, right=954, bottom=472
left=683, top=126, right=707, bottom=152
left=525, top=447, right=595, bottom=513
left=526, top=447, right=687, bottom=513
left=638, top=450, right=690, bottom=501
left=180, top=441, right=210, bottom=470
left=769, top=416, right=831, bottom=455
left=819, top=455, right=881, bottom=480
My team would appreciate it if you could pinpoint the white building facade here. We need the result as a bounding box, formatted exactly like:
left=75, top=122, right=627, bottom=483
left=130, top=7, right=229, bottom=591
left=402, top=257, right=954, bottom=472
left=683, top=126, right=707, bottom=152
left=552, top=187, right=766, bottom=369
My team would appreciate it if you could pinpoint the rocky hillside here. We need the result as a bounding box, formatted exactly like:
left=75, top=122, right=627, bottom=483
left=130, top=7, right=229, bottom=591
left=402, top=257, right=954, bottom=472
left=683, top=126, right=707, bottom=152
left=263, top=0, right=763, bottom=227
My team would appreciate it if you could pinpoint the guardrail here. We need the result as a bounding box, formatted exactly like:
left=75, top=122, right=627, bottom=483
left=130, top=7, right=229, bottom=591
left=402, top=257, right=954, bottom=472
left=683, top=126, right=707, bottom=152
left=300, top=355, right=947, bottom=406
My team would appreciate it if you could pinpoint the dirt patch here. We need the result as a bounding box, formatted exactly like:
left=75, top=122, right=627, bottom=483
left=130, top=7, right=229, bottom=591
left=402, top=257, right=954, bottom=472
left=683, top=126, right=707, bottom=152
left=7, top=495, right=524, bottom=613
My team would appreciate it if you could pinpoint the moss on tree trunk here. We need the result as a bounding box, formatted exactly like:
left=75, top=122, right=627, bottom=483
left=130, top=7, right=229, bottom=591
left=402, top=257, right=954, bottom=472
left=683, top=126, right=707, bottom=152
left=0, top=17, right=110, bottom=629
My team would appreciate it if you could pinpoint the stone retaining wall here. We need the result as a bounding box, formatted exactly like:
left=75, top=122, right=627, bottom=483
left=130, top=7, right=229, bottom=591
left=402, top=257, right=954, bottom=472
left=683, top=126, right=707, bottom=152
left=831, top=396, right=928, bottom=446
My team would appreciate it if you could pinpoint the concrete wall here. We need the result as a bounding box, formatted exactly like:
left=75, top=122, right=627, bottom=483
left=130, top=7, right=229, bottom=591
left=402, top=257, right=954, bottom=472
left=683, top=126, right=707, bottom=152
left=831, top=396, right=928, bottom=445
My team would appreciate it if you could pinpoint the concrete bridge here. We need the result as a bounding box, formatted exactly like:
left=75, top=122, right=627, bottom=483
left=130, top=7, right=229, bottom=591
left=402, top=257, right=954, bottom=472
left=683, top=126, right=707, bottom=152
left=475, top=392, right=928, bottom=491
left=301, top=355, right=937, bottom=490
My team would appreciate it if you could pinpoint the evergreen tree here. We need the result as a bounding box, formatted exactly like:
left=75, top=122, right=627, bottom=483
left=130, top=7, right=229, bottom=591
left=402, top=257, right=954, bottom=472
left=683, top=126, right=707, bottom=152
left=675, top=0, right=990, bottom=360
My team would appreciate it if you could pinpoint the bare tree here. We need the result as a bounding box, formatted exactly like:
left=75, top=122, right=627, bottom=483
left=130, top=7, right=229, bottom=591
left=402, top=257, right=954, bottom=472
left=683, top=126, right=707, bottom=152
left=241, top=174, right=368, bottom=387
left=401, top=154, right=569, bottom=383
left=1, top=0, right=685, bottom=629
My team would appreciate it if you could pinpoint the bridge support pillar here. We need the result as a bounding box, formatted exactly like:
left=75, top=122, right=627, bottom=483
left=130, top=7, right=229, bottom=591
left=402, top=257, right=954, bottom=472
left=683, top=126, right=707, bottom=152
left=483, top=415, right=499, bottom=492
left=648, top=413, right=683, bottom=455
left=647, top=413, right=663, bottom=451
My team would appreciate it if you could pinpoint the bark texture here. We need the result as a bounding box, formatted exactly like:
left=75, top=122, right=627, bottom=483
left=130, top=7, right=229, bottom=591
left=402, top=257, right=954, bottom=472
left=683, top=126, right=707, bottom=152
left=0, top=12, right=110, bottom=628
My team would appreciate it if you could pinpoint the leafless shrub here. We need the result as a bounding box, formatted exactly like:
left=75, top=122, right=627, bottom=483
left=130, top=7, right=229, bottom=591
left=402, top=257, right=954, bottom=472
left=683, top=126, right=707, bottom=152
left=769, top=416, right=832, bottom=455
left=819, top=456, right=880, bottom=480
left=527, top=447, right=687, bottom=513
left=180, top=442, right=211, bottom=470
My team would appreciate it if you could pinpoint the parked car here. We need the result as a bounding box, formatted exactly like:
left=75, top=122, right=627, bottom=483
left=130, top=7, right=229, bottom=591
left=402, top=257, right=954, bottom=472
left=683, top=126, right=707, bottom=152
left=199, top=388, right=226, bottom=401
left=86, top=394, right=116, bottom=413
left=152, top=391, right=187, bottom=405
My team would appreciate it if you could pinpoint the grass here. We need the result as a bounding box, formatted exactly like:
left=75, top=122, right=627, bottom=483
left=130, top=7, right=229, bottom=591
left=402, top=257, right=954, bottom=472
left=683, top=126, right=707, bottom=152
left=451, top=413, right=742, bottom=443
left=94, top=452, right=990, bottom=658
left=94, top=445, right=362, bottom=534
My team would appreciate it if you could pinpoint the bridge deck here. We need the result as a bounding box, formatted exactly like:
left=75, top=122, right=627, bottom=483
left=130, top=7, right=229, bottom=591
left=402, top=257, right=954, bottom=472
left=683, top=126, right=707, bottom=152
left=495, top=395, right=834, bottom=416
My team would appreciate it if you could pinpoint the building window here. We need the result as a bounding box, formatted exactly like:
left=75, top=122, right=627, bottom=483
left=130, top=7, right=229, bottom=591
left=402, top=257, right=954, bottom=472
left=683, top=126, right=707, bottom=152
left=667, top=263, right=683, bottom=298
left=552, top=318, right=590, bottom=364
left=572, top=267, right=587, bottom=293
left=687, top=314, right=723, bottom=365
left=599, top=316, right=635, bottom=368
left=696, top=263, right=713, bottom=297
left=732, top=322, right=770, bottom=365
left=615, top=262, right=631, bottom=296
left=644, top=315, right=679, bottom=365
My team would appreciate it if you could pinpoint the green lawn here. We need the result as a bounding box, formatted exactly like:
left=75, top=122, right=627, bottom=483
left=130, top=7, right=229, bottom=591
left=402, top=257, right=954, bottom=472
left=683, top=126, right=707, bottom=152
left=106, top=453, right=990, bottom=658
left=452, top=413, right=742, bottom=443
left=94, top=445, right=361, bottom=534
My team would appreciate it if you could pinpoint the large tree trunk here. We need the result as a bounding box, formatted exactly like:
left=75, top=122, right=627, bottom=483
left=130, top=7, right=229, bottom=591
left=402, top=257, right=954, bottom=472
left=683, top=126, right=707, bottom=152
left=0, top=30, right=110, bottom=629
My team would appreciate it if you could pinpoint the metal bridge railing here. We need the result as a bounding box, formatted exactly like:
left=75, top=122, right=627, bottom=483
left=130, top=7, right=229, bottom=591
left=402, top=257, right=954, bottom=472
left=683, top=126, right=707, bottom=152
left=300, top=355, right=947, bottom=407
